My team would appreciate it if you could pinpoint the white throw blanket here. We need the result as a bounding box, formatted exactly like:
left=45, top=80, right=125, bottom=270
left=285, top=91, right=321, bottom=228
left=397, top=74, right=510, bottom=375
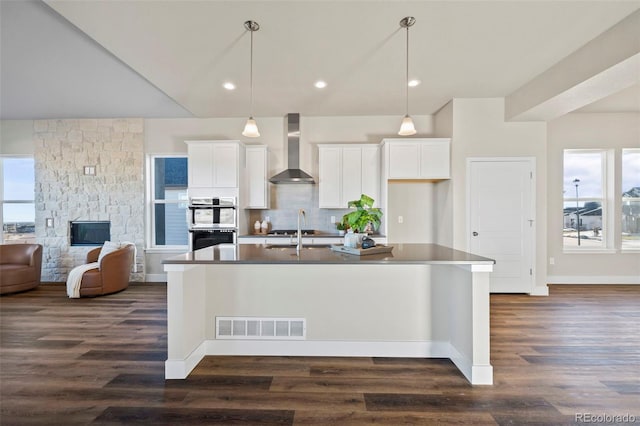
left=66, top=262, right=99, bottom=298
left=121, top=242, right=137, bottom=273
left=65, top=241, right=137, bottom=299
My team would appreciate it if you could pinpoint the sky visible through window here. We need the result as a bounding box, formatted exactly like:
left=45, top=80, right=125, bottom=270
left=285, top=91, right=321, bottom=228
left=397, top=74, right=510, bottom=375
left=3, top=158, right=35, bottom=222
left=562, top=150, right=640, bottom=197
left=563, top=151, right=602, bottom=198
left=622, top=150, right=640, bottom=194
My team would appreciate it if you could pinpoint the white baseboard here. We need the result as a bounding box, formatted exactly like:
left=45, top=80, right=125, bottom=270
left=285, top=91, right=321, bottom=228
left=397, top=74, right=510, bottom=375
left=205, top=339, right=451, bottom=358
left=164, top=339, right=492, bottom=385
left=529, top=285, right=549, bottom=296
left=165, top=341, right=206, bottom=379
left=448, top=344, right=493, bottom=385
left=145, top=273, right=167, bottom=282
left=547, top=275, right=640, bottom=285
left=165, top=340, right=450, bottom=380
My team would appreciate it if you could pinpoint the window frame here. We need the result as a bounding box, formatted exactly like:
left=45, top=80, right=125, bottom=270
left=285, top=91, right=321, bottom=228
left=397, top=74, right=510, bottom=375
left=1, top=155, right=36, bottom=244
left=562, top=149, right=614, bottom=252
left=621, top=148, right=640, bottom=252
left=146, top=154, right=189, bottom=250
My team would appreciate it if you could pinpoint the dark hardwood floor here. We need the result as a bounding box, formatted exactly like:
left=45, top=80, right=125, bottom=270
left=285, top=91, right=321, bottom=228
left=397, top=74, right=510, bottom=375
left=1, top=283, right=639, bottom=425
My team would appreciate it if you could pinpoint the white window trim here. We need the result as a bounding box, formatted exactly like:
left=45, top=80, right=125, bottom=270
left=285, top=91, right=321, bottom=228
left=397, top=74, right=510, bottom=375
left=145, top=154, right=189, bottom=250
left=563, top=248, right=617, bottom=254
left=562, top=149, right=614, bottom=252
left=1, top=156, right=36, bottom=244
left=621, top=148, right=640, bottom=252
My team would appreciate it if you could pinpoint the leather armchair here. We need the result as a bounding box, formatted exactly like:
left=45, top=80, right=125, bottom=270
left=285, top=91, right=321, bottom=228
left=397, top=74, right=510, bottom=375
left=78, top=244, right=134, bottom=297
left=0, top=244, right=43, bottom=295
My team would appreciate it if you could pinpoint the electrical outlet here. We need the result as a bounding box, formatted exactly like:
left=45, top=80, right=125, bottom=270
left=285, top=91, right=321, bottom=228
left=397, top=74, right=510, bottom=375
left=398, top=215, right=404, bottom=224
left=330, top=216, right=336, bottom=224
left=549, top=257, right=555, bottom=265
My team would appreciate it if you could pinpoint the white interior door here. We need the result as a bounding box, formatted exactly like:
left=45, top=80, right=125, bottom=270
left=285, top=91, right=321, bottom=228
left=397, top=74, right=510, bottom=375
left=469, top=158, right=535, bottom=293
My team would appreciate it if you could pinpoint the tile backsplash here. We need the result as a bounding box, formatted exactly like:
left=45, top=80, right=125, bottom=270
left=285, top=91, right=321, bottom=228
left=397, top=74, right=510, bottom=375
left=248, top=185, right=351, bottom=234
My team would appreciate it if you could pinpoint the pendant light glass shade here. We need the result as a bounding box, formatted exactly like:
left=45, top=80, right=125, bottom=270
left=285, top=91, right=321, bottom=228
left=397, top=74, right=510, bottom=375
left=243, top=20, right=260, bottom=138
left=242, top=117, right=260, bottom=137
left=398, top=17, right=416, bottom=136
left=398, top=115, right=416, bottom=136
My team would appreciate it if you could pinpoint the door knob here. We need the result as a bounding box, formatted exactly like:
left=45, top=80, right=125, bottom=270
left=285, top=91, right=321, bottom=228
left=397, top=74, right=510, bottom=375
left=472, top=231, right=478, bottom=236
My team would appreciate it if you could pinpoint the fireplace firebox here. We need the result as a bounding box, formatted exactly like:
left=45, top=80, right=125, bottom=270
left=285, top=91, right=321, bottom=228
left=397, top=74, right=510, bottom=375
left=70, top=221, right=111, bottom=246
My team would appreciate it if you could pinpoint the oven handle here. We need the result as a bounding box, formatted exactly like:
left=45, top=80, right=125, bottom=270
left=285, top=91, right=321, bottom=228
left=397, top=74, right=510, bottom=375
left=188, top=205, right=237, bottom=209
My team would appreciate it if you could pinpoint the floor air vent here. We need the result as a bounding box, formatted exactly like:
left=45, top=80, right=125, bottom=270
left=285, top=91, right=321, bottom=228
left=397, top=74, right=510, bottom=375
left=216, top=317, right=306, bottom=340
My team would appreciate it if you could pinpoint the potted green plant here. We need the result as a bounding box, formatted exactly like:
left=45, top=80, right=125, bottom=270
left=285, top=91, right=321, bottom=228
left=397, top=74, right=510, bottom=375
left=335, top=220, right=348, bottom=236
left=342, top=194, right=383, bottom=234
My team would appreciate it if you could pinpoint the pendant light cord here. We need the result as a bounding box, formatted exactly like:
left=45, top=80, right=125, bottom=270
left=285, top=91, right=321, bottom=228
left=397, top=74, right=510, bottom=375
left=249, top=28, right=254, bottom=118
left=405, top=24, right=409, bottom=116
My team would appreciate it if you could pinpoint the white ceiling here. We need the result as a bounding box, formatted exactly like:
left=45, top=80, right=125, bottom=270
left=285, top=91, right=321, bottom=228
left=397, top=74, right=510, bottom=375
left=1, top=0, right=639, bottom=120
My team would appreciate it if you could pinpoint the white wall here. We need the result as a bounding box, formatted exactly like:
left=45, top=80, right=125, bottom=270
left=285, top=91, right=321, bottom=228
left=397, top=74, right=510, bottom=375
left=436, top=98, right=548, bottom=293
left=547, top=112, right=640, bottom=284
left=0, top=120, right=34, bottom=154
left=433, top=102, right=454, bottom=246
left=386, top=182, right=436, bottom=243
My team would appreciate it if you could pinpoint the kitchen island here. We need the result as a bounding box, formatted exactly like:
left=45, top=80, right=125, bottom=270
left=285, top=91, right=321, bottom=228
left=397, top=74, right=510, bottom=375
left=163, top=243, right=495, bottom=384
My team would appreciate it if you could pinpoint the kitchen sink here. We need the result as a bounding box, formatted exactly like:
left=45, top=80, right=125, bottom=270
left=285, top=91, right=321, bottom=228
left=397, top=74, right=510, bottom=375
left=264, top=244, right=332, bottom=250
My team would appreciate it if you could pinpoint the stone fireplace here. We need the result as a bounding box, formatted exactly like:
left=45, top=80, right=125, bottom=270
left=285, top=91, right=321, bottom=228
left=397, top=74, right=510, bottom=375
left=33, top=118, right=144, bottom=282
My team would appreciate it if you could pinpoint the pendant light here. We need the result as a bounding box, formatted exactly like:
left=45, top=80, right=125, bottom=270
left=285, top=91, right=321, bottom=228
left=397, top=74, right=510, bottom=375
left=398, top=16, right=416, bottom=136
left=242, top=20, right=260, bottom=138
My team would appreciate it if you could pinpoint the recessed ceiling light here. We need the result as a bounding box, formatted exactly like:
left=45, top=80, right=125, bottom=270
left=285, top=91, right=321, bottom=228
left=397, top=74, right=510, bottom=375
left=314, top=80, right=327, bottom=89
left=223, top=82, right=236, bottom=90
left=408, top=79, right=421, bottom=87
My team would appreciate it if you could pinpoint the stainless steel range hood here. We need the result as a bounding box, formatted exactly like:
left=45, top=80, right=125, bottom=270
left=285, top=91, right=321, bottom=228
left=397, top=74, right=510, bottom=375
left=269, top=113, right=316, bottom=184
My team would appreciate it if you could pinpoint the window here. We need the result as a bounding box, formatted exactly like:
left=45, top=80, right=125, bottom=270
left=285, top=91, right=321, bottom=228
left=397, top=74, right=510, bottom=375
left=149, top=156, right=188, bottom=247
left=622, top=149, right=640, bottom=250
left=1, top=157, right=36, bottom=244
left=563, top=150, right=607, bottom=249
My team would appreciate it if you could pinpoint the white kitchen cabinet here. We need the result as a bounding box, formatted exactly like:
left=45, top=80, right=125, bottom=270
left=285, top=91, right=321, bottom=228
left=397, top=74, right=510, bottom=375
left=318, top=144, right=380, bottom=208
left=383, top=138, right=450, bottom=180
left=186, top=141, right=240, bottom=188
left=318, top=146, right=342, bottom=207
left=245, top=145, right=269, bottom=209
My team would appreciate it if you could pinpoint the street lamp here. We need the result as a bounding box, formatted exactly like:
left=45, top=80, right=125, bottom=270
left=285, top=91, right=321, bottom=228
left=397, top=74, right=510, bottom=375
left=573, top=178, right=581, bottom=246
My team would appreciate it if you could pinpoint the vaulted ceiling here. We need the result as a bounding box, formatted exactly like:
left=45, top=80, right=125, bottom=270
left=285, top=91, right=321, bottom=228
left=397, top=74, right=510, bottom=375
left=1, top=0, right=638, bottom=120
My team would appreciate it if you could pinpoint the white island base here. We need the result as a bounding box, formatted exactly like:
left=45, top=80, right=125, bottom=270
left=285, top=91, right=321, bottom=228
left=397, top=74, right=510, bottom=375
left=163, top=244, right=494, bottom=385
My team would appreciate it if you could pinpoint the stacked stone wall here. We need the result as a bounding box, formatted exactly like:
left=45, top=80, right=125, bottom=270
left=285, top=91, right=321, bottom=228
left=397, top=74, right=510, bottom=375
left=33, top=118, right=144, bottom=282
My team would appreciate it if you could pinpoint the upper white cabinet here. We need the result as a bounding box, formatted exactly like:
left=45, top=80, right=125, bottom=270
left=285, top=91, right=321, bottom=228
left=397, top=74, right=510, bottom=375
left=383, top=138, right=450, bottom=180
left=318, top=144, right=380, bottom=208
left=186, top=141, right=240, bottom=188
left=245, top=145, right=269, bottom=209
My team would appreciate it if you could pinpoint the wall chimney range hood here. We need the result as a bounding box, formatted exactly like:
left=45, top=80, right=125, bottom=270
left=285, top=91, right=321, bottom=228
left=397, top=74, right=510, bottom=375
left=269, top=113, right=315, bottom=184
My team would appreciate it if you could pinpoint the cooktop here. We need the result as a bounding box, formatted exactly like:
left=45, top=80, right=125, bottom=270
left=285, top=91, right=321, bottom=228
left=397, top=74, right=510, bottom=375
left=267, top=229, right=316, bottom=236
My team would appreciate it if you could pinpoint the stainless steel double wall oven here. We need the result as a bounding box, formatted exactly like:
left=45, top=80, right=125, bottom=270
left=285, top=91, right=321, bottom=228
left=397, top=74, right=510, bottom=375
left=187, top=197, right=237, bottom=250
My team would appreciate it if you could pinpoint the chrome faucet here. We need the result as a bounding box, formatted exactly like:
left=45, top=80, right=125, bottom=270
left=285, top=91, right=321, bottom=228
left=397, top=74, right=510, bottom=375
left=296, top=208, right=306, bottom=255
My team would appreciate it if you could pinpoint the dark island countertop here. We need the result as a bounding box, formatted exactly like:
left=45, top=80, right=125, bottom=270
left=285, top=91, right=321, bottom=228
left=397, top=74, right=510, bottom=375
left=162, top=243, right=495, bottom=266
